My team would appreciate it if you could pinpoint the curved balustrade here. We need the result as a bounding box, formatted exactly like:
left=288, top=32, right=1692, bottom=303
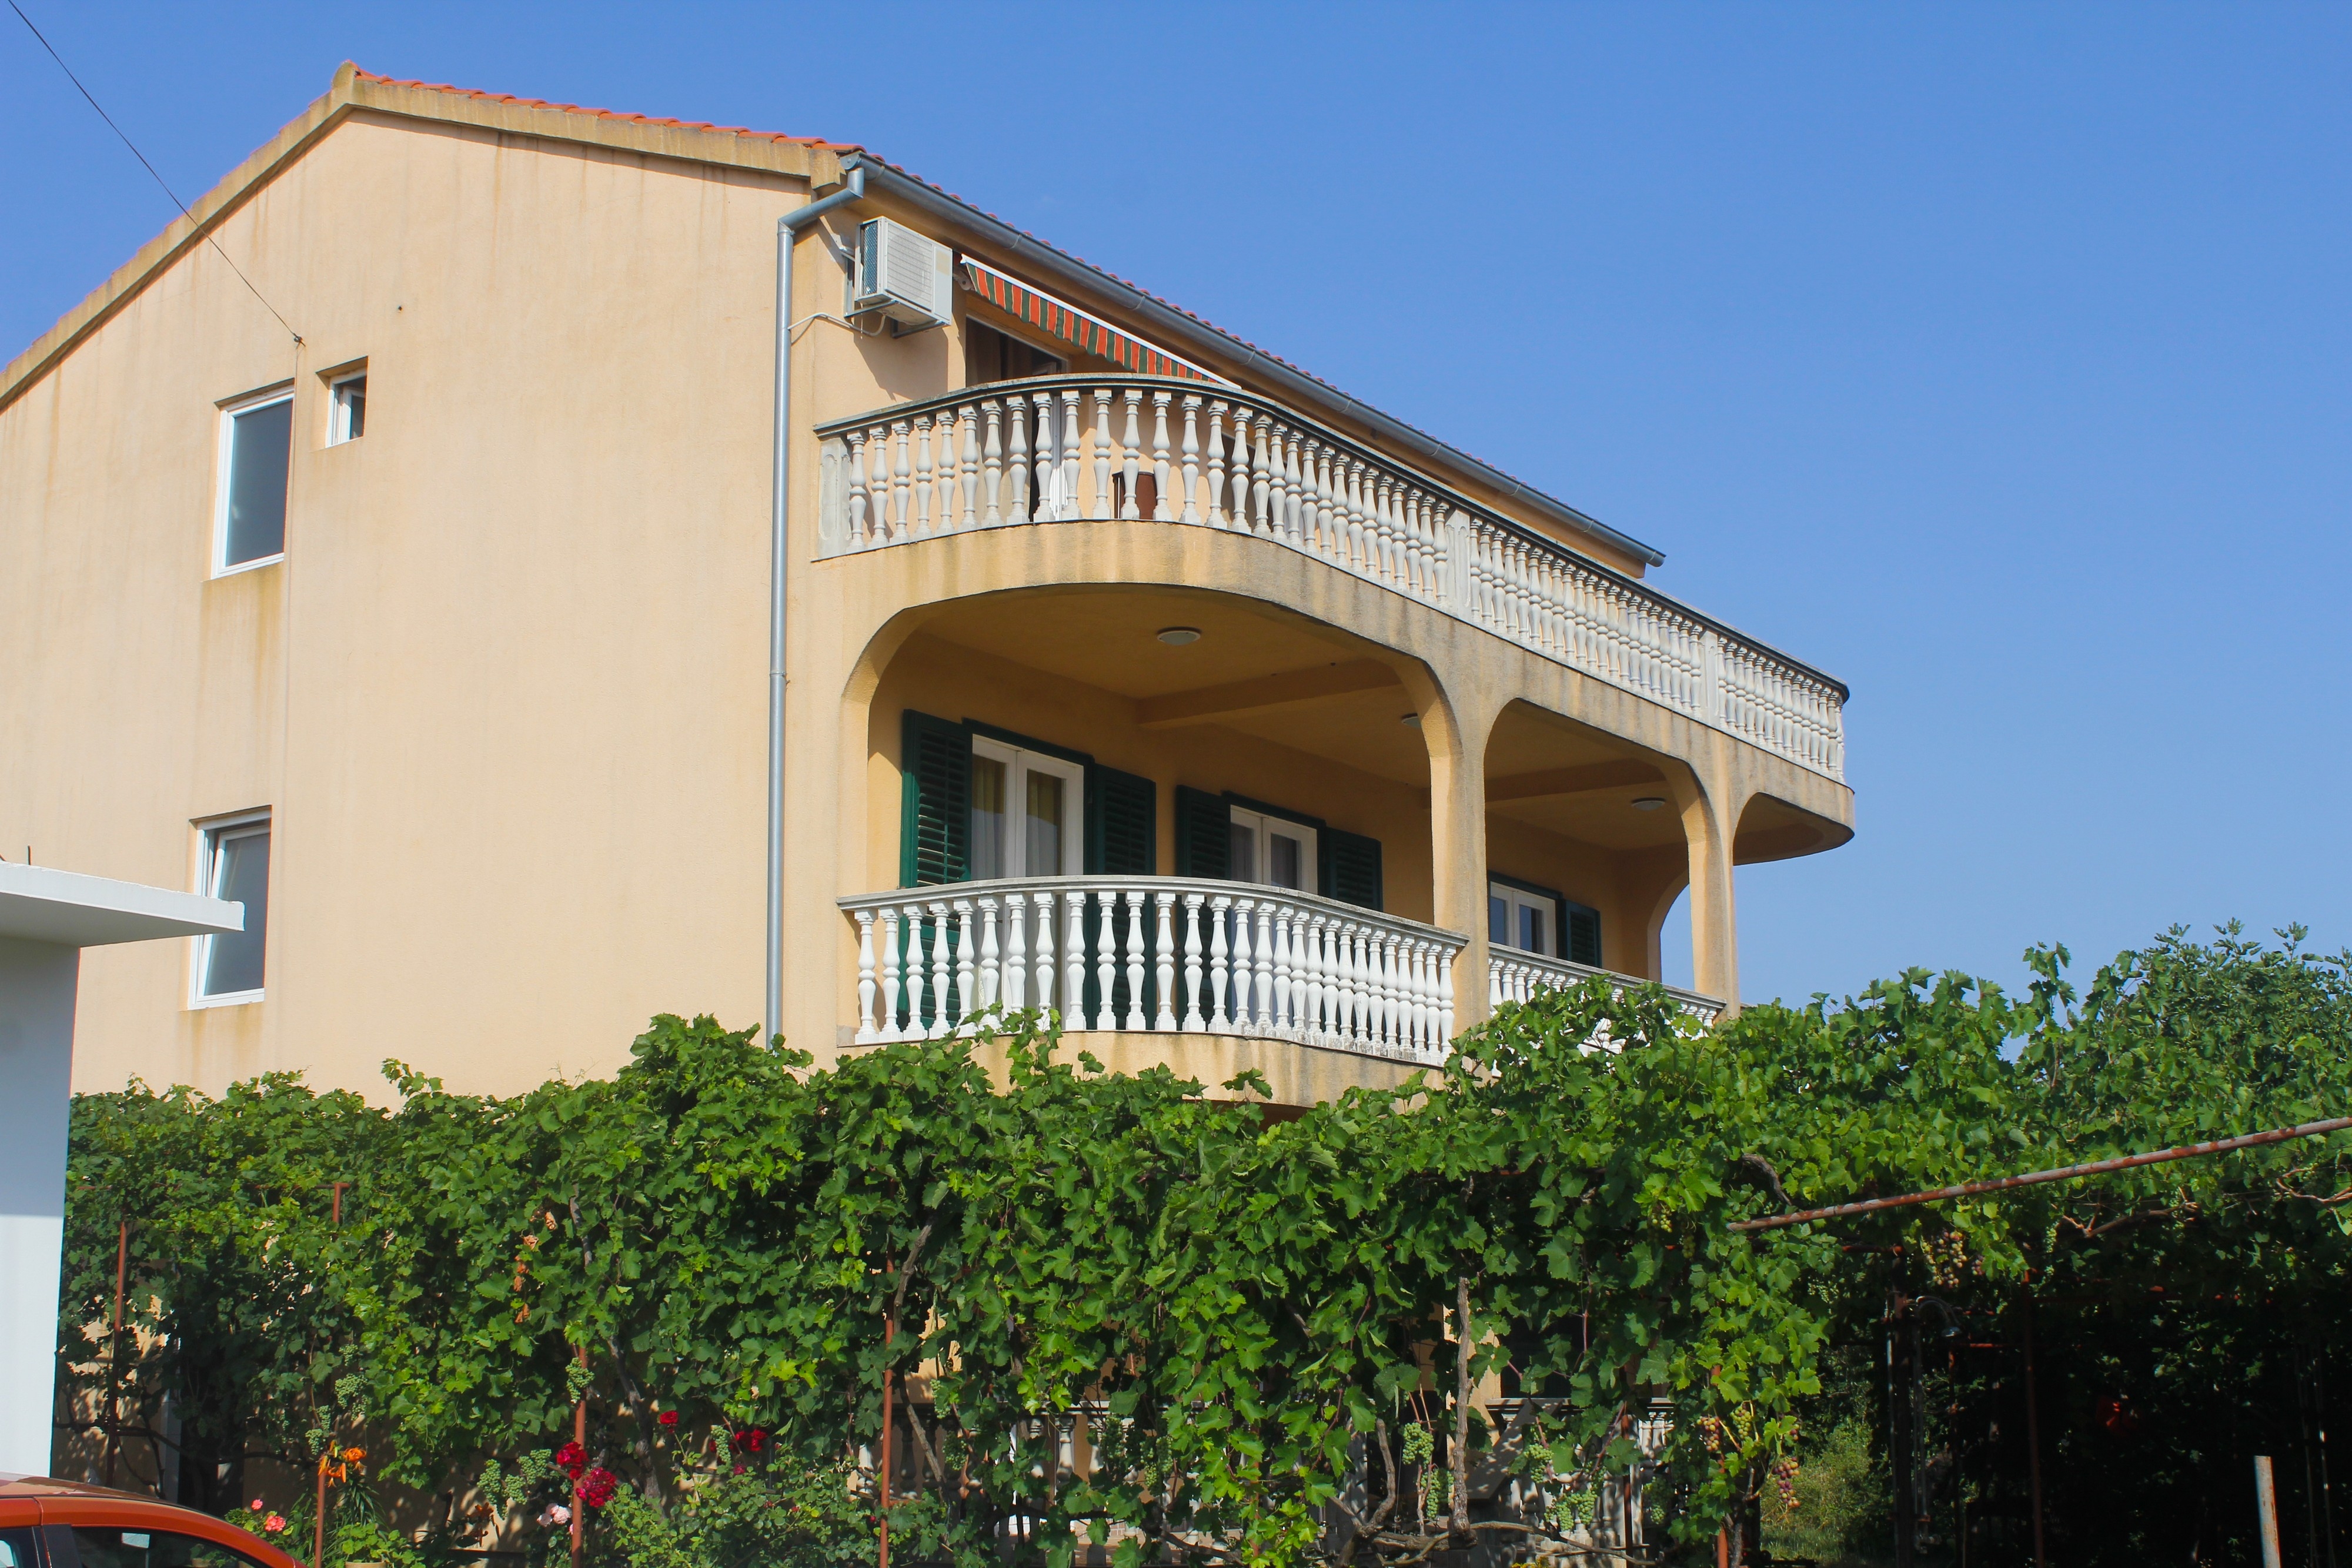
left=814, top=373, right=1846, bottom=782
left=1488, top=948, right=1723, bottom=1027
left=838, top=876, right=1465, bottom=1066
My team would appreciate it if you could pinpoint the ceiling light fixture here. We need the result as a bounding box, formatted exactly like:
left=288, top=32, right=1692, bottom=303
left=1399, top=713, right=1421, bottom=727
left=1631, top=796, right=1668, bottom=812
left=1156, top=627, right=1201, bottom=646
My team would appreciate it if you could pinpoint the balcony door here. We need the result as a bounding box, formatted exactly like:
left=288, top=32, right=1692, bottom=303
left=1488, top=875, right=1605, bottom=967
left=1227, top=804, right=1316, bottom=893
left=970, top=737, right=1084, bottom=879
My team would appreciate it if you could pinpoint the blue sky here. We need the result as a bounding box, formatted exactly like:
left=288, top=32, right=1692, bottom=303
left=6, top=4, right=2346, bottom=1007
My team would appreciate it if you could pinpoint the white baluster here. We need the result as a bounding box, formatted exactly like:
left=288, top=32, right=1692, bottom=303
left=877, top=906, right=903, bottom=1040
left=1403, top=940, right=1426, bottom=1056
left=845, top=430, right=870, bottom=549
left=1150, top=392, right=1175, bottom=520
left=1028, top=891, right=1053, bottom=1015
left=1344, top=459, right=1369, bottom=572
left=1118, top=392, right=1144, bottom=520
left=1180, top=893, right=1206, bottom=1030
left=1002, top=893, right=1027, bottom=1011
left=951, top=900, right=974, bottom=1033
left=1328, top=917, right=1350, bottom=1042
left=1282, top=429, right=1307, bottom=546
left=1207, top=895, right=1231, bottom=1029
left=902, top=904, right=928, bottom=1041
left=1345, top=924, right=1368, bottom=1047
left=1060, top=389, right=1082, bottom=522
left=1064, top=892, right=1087, bottom=1030
left=1268, top=903, right=1291, bottom=1032
left=1236, top=409, right=1264, bottom=533
left=1124, top=891, right=1148, bottom=1031
left=1300, top=439, right=1325, bottom=553
left=912, top=416, right=935, bottom=537
left=1259, top=901, right=1282, bottom=1034
left=1435, top=944, right=1455, bottom=1047
left=977, top=896, right=1001, bottom=1013
left=979, top=401, right=1004, bottom=526
left=1090, top=387, right=1114, bottom=519
left=1154, top=891, right=1179, bottom=1029
left=854, top=910, right=878, bottom=1044
left=1203, top=400, right=1227, bottom=527
left=1007, top=397, right=1031, bottom=521
left=870, top=424, right=895, bottom=543
left=1033, top=392, right=1058, bottom=521
left=890, top=420, right=913, bottom=540
left=1093, top=890, right=1119, bottom=1032
left=1297, top=913, right=1323, bottom=1042
left=1332, top=919, right=1353, bottom=1045
left=924, top=901, right=952, bottom=1038
left=1178, top=394, right=1202, bottom=523
left=931, top=408, right=956, bottom=532
left=958, top=406, right=980, bottom=530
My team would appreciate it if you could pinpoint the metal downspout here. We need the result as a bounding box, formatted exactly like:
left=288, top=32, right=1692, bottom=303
left=768, top=168, right=865, bottom=1047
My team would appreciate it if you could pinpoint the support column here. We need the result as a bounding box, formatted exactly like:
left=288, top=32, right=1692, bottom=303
left=1412, top=676, right=1494, bottom=1034
left=1673, top=766, right=1742, bottom=1013
left=0, top=937, right=77, bottom=1477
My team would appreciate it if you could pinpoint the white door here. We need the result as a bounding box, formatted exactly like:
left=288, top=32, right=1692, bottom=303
left=969, top=738, right=1085, bottom=879
left=1228, top=804, right=1316, bottom=892
left=1489, top=882, right=1555, bottom=957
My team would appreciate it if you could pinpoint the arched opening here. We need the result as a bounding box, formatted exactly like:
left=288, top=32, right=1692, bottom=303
left=1481, top=700, right=1690, bottom=989
left=830, top=583, right=1466, bottom=1074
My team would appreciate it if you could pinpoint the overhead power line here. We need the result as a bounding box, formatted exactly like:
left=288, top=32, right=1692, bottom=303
left=8, top=0, right=301, bottom=345
left=1731, top=1115, right=2352, bottom=1233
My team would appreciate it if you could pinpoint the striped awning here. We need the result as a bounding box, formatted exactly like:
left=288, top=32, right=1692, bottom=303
left=961, top=258, right=1229, bottom=385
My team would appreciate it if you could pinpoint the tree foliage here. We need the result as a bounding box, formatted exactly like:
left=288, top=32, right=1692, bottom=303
left=61, top=927, right=2352, bottom=1568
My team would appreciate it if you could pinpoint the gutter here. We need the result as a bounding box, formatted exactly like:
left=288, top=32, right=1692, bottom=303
left=840, top=153, right=1668, bottom=571
left=767, top=168, right=867, bottom=1048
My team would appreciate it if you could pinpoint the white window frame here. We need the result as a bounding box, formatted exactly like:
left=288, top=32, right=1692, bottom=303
left=213, top=387, right=293, bottom=577
left=969, top=737, right=1085, bottom=879
left=1228, top=804, right=1317, bottom=893
left=191, top=810, right=271, bottom=1007
left=326, top=370, right=367, bottom=445
left=1489, top=880, right=1557, bottom=958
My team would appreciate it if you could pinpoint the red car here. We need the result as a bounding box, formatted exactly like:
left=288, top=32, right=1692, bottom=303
left=0, top=1477, right=300, bottom=1568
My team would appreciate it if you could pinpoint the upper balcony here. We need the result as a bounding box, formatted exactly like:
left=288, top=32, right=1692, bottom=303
left=814, top=371, right=1846, bottom=785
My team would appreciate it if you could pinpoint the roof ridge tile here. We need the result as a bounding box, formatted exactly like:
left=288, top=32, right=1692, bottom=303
left=348, top=68, right=862, bottom=151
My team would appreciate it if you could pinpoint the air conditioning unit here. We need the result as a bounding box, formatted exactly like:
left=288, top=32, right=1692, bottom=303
left=853, top=218, right=954, bottom=332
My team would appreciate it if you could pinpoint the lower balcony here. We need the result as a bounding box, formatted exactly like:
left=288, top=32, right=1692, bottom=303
left=838, top=875, right=1720, bottom=1069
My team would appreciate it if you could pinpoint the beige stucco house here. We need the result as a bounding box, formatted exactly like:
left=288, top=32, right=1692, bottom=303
left=0, top=65, right=1853, bottom=1105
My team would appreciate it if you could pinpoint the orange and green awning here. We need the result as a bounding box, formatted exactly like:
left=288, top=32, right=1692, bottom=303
left=961, top=258, right=1228, bottom=384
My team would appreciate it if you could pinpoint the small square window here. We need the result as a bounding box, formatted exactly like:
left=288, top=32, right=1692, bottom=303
left=329, top=373, right=367, bottom=444
left=195, top=813, right=270, bottom=1003
left=216, top=392, right=291, bottom=570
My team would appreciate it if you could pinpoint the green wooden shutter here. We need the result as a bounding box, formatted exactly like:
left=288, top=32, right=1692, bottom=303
left=1565, top=900, right=1602, bottom=967
left=1085, top=765, right=1157, bottom=875
left=1172, top=786, right=1231, bottom=880
left=899, top=710, right=971, bottom=887
left=1318, top=828, right=1383, bottom=911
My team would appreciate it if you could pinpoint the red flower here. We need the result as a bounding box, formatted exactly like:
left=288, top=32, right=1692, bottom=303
left=554, top=1440, right=587, bottom=1477
left=576, top=1467, right=619, bottom=1509
left=656, top=1410, right=679, bottom=1427
left=729, top=1426, right=770, bottom=1455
